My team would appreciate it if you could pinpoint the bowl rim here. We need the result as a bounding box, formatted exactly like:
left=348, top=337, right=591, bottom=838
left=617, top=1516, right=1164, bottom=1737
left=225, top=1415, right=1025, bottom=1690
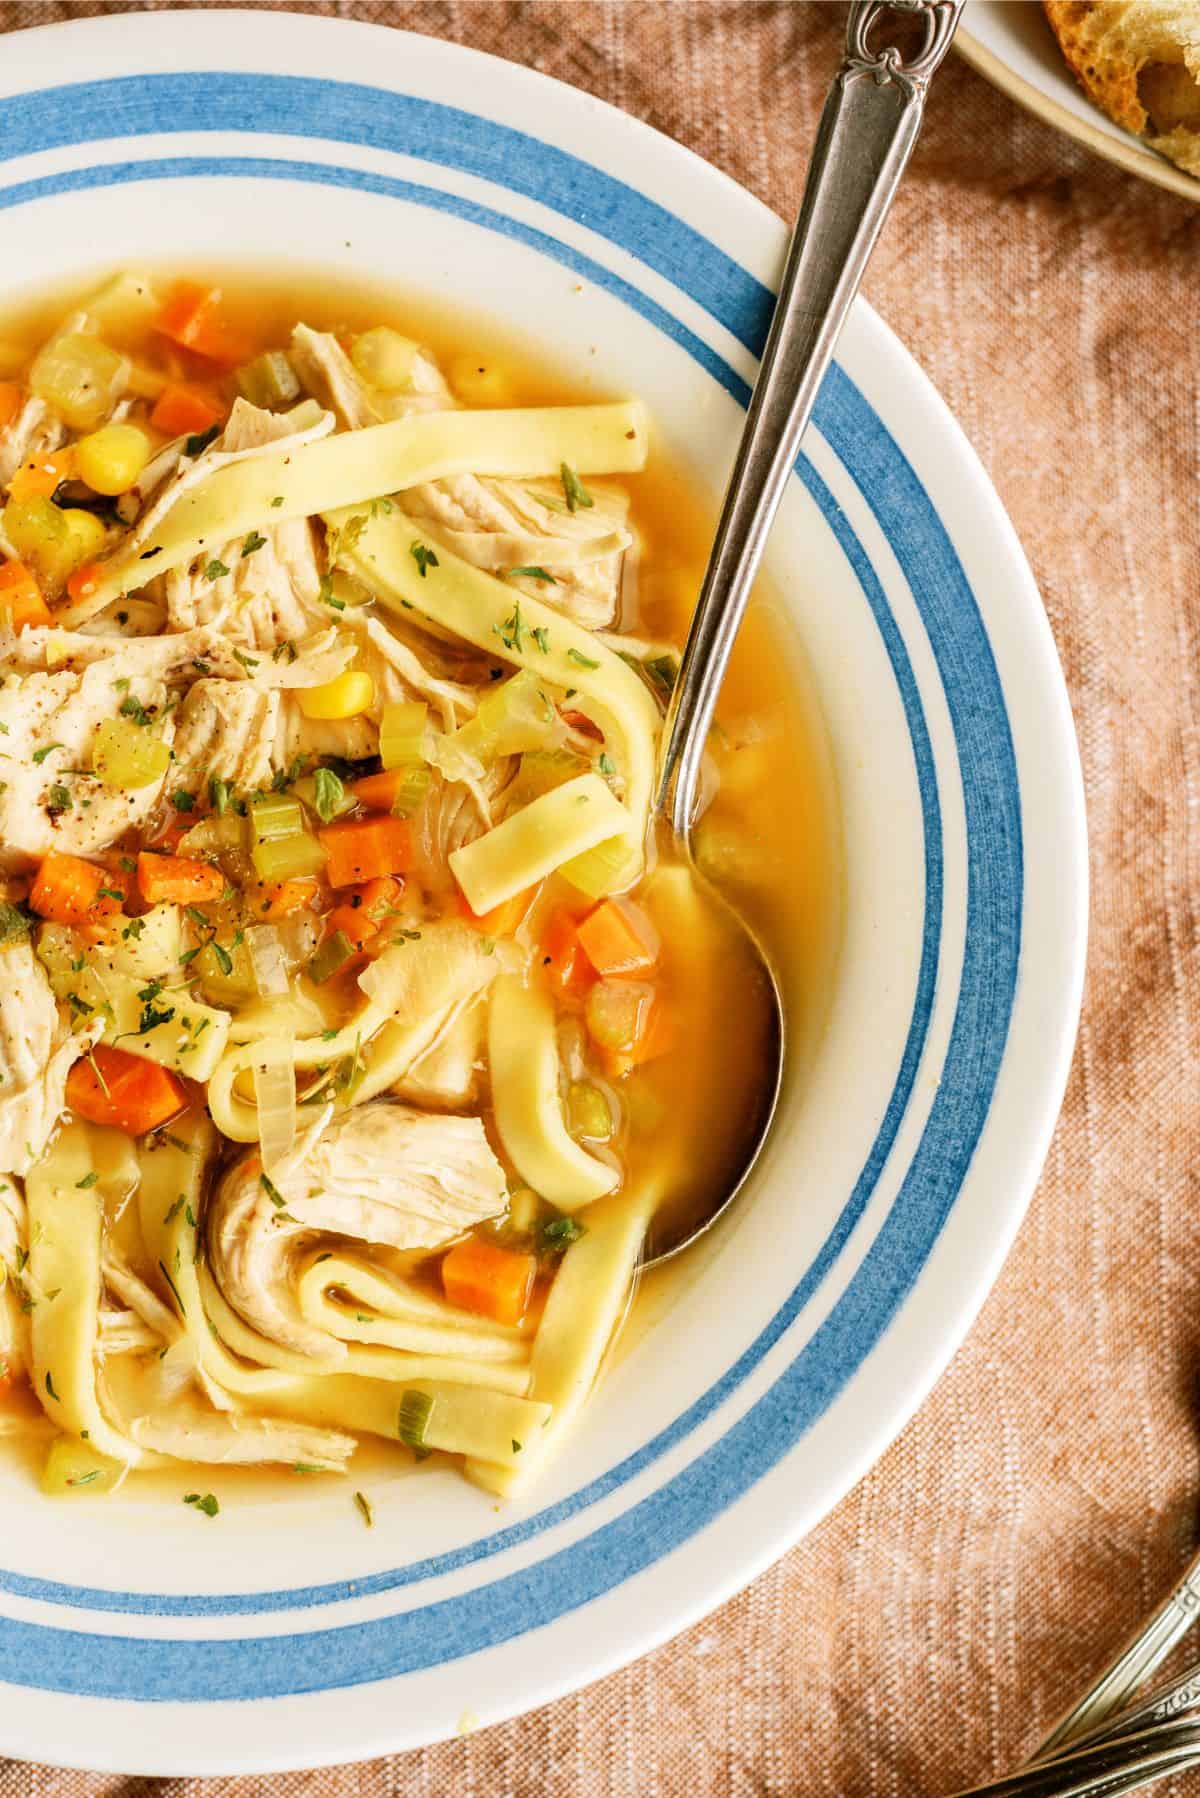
left=0, top=6, right=1088, bottom=1772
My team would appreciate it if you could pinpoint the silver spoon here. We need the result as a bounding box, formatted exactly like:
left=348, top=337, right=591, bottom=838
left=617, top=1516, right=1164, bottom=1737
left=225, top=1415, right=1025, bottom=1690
left=641, top=0, right=964, bottom=1266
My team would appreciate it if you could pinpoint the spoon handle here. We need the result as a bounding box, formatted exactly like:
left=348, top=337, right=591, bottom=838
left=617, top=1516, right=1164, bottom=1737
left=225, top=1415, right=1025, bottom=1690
left=657, top=0, right=963, bottom=836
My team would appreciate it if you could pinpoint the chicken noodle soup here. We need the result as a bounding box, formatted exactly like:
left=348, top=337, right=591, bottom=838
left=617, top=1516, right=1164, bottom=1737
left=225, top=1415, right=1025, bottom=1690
left=0, top=270, right=834, bottom=1505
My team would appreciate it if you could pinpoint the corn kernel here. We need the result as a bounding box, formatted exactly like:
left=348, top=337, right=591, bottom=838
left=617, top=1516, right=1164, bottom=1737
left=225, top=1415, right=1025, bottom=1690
left=448, top=355, right=517, bottom=407
left=74, top=422, right=152, bottom=495
left=60, top=509, right=109, bottom=565
left=296, top=671, right=375, bottom=721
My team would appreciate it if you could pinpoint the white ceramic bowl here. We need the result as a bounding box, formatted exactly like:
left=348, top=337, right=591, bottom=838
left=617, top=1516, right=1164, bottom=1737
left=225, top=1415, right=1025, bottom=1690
left=0, top=9, right=1087, bottom=1774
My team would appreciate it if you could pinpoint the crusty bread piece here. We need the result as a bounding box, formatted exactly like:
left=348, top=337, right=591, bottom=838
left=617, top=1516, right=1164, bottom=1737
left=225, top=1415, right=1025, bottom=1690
left=1043, top=1, right=1200, bottom=176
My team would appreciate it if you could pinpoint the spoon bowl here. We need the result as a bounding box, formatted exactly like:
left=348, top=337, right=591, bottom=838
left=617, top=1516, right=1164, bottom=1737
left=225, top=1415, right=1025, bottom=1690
left=638, top=0, right=963, bottom=1265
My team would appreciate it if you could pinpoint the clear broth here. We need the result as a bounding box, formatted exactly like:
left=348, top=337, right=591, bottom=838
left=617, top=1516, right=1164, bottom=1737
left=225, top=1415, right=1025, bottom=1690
left=0, top=265, right=842, bottom=1504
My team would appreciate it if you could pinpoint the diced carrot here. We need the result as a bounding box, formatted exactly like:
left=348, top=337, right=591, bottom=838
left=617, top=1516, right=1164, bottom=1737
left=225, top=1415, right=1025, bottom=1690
left=561, top=709, right=604, bottom=741
left=576, top=897, right=658, bottom=977
left=246, top=878, right=320, bottom=920
left=323, top=875, right=403, bottom=949
left=154, top=282, right=248, bottom=367
left=317, top=817, right=412, bottom=889
left=149, top=382, right=224, bottom=439
left=539, top=907, right=595, bottom=1002
left=456, top=886, right=534, bottom=938
left=65, top=1045, right=186, bottom=1136
left=148, top=819, right=192, bottom=855
left=585, top=977, right=672, bottom=1078
left=136, top=851, right=224, bottom=906
left=442, top=1234, right=536, bottom=1327
left=349, top=769, right=409, bottom=813
left=9, top=449, right=75, bottom=503
left=66, top=561, right=104, bottom=607
left=29, top=854, right=127, bottom=925
left=0, top=559, right=51, bottom=630
left=0, top=383, right=20, bottom=430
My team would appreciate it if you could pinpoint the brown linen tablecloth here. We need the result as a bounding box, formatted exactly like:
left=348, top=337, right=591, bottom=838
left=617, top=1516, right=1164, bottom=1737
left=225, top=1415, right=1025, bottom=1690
left=0, top=2, right=1198, bottom=1791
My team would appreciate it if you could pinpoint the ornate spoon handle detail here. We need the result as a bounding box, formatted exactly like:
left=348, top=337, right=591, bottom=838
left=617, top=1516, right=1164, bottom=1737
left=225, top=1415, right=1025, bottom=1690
left=657, top=0, right=964, bottom=836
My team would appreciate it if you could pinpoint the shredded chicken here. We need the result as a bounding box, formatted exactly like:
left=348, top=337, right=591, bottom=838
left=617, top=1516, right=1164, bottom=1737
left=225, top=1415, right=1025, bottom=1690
left=0, top=942, right=98, bottom=1175
left=0, top=395, right=66, bottom=491
left=171, top=678, right=281, bottom=796
left=162, top=400, right=333, bottom=649
left=207, top=1102, right=507, bottom=1357
left=0, top=659, right=175, bottom=864
left=126, top=1406, right=355, bottom=1470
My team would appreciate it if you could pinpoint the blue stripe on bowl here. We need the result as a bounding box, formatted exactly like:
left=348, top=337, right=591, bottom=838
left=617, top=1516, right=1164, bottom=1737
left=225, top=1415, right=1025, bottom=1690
left=0, top=74, right=1020, bottom=1697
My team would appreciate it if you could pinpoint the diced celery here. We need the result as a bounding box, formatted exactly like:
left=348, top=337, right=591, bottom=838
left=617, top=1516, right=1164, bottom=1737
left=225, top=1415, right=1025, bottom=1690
left=692, top=818, right=744, bottom=885
left=1, top=496, right=96, bottom=595
left=237, top=350, right=301, bottom=409
left=35, top=921, right=83, bottom=999
left=560, top=831, right=636, bottom=899
left=507, top=747, right=588, bottom=809
left=196, top=934, right=256, bottom=1005
left=307, top=929, right=356, bottom=985
left=350, top=327, right=421, bottom=392
left=29, top=333, right=126, bottom=431
left=566, top=1081, right=613, bottom=1142
left=250, top=832, right=328, bottom=882
left=389, top=765, right=431, bottom=818
left=291, top=773, right=354, bottom=822
left=379, top=699, right=428, bottom=770
left=507, top=1187, right=541, bottom=1236
left=41, top=1435, right=124, bottom=1496
left=82, top=272, right=160, bottom=345
left=454, top=670, right=561, bottom=760
left=585, top=979, right=654, bottom=1053
left=250, top=794, right=305, bottom=841
left=92, top=716, right=171, bottom=790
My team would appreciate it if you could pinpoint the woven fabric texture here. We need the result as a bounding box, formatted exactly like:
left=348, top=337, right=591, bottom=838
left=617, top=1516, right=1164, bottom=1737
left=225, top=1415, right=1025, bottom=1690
left=0, top=1, right=1197, bottom=1791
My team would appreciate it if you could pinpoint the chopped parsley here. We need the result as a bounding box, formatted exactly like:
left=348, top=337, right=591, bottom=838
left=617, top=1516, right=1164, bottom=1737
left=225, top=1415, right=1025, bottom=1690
left=495, top=601, right=527, bottom=653
left=157, top=1257, right=186, bottom=1316
left=0, top=902, right=30, bottom=944
left=410, top=541, right=439, bottom=579
left=121, top=916, right=146, bottom=941
left=540, top=1215, right=586, bottom=1252
left=232, top=648, right=260, bottom=674
left=259, top=1171, right=286, bottom=1210
left=46, top=784, right=72, bottom=816
left=531, top=626, right=551, bottom=653
left=240, top=531, right=267, bottom=558
left=271, top=639, right=298, bottom=664
left=509, top=565, right=557, bottom=585
left=318, top=573, right=344, bottom=612
left=118, top=693, right=152, bottom=726
left=31, top=742, right=64, bottom=765
left=209, top=938, right=234, bottom=977
left=75, top=1172, right=100, bottom=1189
left=203, top=558, right=231, bottom=582
left=270, top=494, right=284, bottom=508
left=208, top=775, right=231, bottom=815
left=567, top=647, right=600, bottom=670
left=184, top=424, right=221, bottom=457
left=44, top=1371, right=60, bottom=1402
left=170, top=789, right=196, bottom=812
left=560, top=462, right=594, bottom=513
left=138, top=1001, right=175, bottom=1034
left=598, top=752, right=616, bottom=777
left=96, top=885, right=125, bottom=903
left=312, top=766, right=346, bottom=824
left=183, top=1491, right=219, bottom=1518
left=353, top=1490, right=374, bottom=1527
